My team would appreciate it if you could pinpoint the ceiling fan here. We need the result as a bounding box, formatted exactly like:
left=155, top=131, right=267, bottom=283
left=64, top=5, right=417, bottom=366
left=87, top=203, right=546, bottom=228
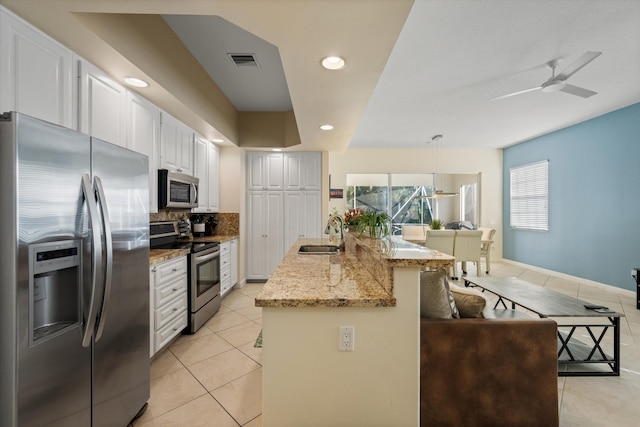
left=490, top=51, right=602, bottom=101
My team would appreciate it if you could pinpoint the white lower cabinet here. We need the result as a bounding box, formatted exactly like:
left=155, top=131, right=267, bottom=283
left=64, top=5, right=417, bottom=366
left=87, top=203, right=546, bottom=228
left=150, top=256, right=188, bottom=357
left=220, top=238, right=238, bottom=296
left=230, top=238, right=238, bottom=287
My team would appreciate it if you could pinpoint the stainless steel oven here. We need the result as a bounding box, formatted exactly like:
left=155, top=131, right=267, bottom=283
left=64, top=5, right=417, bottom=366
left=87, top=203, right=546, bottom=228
left=189, top=243, right=221, bottom=333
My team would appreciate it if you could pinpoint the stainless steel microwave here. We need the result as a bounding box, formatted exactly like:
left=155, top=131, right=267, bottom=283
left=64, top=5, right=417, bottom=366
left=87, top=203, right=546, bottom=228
left=158, top=169, right=199, bottom=209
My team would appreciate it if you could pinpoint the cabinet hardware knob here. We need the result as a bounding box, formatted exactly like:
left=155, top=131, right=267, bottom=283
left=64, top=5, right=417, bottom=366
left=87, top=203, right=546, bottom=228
left=172, top=288, right=178, bottom=292
left=172, top=268, right=178, bottom=272
left=173, top=307, right=178, bottom=311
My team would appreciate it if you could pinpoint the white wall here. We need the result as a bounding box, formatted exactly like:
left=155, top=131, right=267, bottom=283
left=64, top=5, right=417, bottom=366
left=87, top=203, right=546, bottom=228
left=328, top=147, right=503, bottom=258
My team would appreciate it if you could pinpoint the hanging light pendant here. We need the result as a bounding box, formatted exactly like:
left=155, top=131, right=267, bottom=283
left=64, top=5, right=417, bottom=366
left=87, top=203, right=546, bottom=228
left=419, top=134, right=458, bottom=198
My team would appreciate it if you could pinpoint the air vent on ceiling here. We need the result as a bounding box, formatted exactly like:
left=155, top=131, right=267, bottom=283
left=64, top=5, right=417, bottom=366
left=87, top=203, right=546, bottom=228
left=228, top=53, right=259, bottom=68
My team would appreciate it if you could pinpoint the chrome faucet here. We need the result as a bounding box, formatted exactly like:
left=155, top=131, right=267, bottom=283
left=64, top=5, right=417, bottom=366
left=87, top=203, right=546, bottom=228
left=324, top=214, right=345, bottom=251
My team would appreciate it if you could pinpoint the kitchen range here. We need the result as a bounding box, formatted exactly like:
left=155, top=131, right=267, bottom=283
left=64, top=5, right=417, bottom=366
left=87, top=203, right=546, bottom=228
left=0, top=112, right=150, bottom=427
left=150, top=221, right=221, bottom=333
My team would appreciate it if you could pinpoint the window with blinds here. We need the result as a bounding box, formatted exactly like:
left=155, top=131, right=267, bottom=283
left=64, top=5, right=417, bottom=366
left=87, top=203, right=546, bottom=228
left=510, top=160, right=548, bottom=231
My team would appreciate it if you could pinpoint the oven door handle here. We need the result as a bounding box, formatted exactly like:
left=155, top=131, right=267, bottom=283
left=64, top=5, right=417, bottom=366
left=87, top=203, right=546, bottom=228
left=193, top=250, right=220, bottom=263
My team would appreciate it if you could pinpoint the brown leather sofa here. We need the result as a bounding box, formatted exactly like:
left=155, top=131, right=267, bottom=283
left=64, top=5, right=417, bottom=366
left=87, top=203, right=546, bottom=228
left=420, top=314, right=559, bottom=427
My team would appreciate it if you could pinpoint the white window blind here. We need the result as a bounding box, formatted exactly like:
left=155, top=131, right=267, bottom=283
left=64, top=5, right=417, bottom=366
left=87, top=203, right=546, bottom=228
left=510, top=160, right=548, bottom=231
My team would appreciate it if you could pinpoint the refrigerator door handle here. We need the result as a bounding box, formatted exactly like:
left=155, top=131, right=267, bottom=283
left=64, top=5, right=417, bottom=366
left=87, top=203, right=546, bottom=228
left=94, top=176, right=113, bottom=342
left=81, top=174, right=104, bottom=348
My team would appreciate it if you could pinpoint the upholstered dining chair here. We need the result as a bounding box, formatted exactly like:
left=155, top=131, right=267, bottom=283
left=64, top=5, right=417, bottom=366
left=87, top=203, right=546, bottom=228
left=452, top=230, right=482, bottom=279
left=402, top=224, right=429, bottom=243
left=478, top=227, right=496, bottom=274
left=425, top=230, right=456, bottom=278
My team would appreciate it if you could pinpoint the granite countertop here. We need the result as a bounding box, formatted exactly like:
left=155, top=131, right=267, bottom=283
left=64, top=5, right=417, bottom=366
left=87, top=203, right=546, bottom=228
left=255, top=235, right=455, bottom=308
left=149, top=234, right=239, bottom=266
left=149, top=248, right=191, bottom=266
left=190, top=234, right=239, bottom=244
left=255, top=238, right=397, bottom=308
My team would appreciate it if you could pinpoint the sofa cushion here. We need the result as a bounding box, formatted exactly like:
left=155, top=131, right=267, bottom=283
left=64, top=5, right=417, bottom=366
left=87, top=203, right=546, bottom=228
left=450, top=284, right=486, bottom=318
left=420, top=269, right=459, bottom=318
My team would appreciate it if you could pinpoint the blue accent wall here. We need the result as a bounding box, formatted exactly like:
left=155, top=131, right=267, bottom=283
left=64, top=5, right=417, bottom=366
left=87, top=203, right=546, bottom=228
left=503, top=102, right=640, bottom=292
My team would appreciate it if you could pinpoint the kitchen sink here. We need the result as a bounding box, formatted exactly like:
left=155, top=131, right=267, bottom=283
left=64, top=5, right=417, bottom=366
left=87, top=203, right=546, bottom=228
left=298, top=245, right=340, bottom=255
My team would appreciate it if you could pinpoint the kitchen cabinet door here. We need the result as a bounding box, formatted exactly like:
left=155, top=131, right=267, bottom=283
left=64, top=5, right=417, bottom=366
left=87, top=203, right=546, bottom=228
left=284, top=190, right=322, bottom=251
left=193, top=135, right=220, bottom=213
left=284, top=152, right=321, bottom=191
left=0, top=8, right=74, bottom=128
left=220, top=241, right=232, bottom=296
left=247, top=191, right=284, bottom=280
left=160, top=111, right=194, bottom=175
left=79, top=60, right=127, bottom=147
left=208, top=142, right=220, bottom=212
left=194, top=136, right=209, bottom=212
left=126, top=92, right=159, bottom=212
left=150, top=256, right=188, bottom=356
left=230, top=238, right=238, bottom=286
left=149, top=266, right=155, bottom=357
left=247, top=152, right=283, bottom=191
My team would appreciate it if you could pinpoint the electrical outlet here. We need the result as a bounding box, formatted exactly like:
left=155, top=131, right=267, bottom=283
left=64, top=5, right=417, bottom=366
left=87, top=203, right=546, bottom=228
left=339, top=326, right=354, bottom=351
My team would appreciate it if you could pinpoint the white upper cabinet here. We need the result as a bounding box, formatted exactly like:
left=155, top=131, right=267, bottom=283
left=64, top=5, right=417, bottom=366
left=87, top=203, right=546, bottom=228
left=0, top=8, right=74, bottom=128
left=208, top=141, right=220, bottom=212
left=247, top=152, right=284, bottom=191
left=79, top=60, right=127, bottom=147
left=126, top=91, right=159, bottom=212
left=284, top=152, right=321, bottom=191
left=160, top=111, right=194, bottom=176
left=193, top=135, right=219, bottom=213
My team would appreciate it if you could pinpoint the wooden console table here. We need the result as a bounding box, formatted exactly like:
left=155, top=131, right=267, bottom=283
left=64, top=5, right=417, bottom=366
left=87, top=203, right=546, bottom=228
left=463, top=276, right=625, bottom=377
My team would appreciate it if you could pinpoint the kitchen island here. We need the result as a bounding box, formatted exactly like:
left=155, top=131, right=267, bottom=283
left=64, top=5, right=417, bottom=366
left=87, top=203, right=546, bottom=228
left=255, top=234, right=454, bottom=427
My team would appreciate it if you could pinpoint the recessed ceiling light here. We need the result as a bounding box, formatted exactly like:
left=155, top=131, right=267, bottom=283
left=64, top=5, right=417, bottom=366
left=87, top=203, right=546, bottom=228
left=321, top=56, right=345, bottom=70
left=320, top=124, right=334, bottom=131
left=124, top=77, right=149, bottom=88
left=212, top=138, right=224, bottom=143
left=272, top=148, right=283, bottom=152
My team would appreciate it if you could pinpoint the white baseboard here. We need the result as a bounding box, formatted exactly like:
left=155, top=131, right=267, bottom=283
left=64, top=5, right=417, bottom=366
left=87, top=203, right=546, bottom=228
left=501, top=258, right=636, bottom=298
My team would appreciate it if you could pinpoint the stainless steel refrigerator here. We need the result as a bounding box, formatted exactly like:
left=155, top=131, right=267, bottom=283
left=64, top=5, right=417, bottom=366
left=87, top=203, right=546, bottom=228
left=0, top=112, right=150, bottom=426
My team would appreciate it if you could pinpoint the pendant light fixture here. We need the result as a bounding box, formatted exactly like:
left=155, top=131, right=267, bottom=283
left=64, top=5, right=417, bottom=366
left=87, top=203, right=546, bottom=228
left=420, top=134, right=459, bottom=199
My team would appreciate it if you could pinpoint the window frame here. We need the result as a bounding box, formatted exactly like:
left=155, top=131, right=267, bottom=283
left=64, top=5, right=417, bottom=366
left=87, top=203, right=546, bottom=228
left=509, top=160, right=549, bottom=231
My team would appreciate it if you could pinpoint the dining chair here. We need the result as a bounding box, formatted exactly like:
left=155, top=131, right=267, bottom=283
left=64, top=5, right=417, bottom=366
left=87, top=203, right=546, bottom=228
left=452, top=230, right=483, bottom=279
left=425, top=229, right=456, bottom=278
left=478, top=227, right=496, bottom=274
left=402, top=224, right=429, bottom=243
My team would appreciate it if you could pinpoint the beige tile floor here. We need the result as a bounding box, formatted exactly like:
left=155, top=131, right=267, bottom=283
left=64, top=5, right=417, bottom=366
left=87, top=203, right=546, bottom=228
left=134, top=261, right=640, bottom=426
left=135, top=283, right=265, bottom=427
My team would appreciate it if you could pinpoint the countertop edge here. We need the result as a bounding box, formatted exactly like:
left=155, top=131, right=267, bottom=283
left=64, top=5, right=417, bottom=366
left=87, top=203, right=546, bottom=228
left=149, top=234, right=239, bottom=266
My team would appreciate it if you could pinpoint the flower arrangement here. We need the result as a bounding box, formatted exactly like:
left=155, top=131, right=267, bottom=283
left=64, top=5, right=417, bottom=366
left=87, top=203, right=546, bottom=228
left=344, top=208, right=366, bottom=227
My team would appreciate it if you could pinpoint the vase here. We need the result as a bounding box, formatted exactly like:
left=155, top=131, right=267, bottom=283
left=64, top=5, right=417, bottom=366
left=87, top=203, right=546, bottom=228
left=368, top=224, right=383, bottom=239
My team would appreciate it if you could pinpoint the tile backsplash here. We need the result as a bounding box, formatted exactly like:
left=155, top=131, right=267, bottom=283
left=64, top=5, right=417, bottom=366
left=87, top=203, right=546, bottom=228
left=150, top=210, right=239, bottom=236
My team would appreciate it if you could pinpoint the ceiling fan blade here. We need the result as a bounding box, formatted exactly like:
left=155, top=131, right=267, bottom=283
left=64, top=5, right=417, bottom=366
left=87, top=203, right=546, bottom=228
left=489, top=86, right=541, bottom=101
left=556, top=51, right=602, bottom=80
left=559, top=84, right=597, bottom=98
